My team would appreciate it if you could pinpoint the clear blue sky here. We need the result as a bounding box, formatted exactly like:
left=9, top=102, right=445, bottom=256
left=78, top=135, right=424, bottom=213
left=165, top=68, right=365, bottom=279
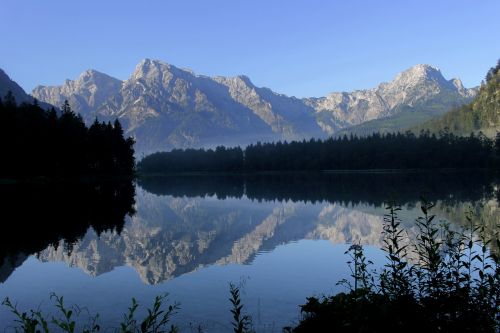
left=1, top=0, right=499, bottom=97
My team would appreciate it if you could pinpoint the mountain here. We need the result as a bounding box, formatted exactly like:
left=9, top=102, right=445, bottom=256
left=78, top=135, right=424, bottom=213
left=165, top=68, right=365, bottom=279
left=416, top=61, right=500, bottom=137
left=32, top=69, right=122, bottom=120
left=33, top=60, right=323, bottom=154
left=0, top=69, right=53, bottom=110
left=31, top=61, right=476, bottom=153
left=319, top=65, right=478, bottom=136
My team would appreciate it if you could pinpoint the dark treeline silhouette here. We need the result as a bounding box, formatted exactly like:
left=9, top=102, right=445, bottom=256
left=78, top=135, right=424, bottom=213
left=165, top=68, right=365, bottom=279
left=139, top=146, right=244, bottom=173
left=0, top=94, right=135, bottom=178
left=138, top=171, right=499, bottom=207
left=138, top=131, right=500, bottom=173
left=0, top=179, right=135, bottom=280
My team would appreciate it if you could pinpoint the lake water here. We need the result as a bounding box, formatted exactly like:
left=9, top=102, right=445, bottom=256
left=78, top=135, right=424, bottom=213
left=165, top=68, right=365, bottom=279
left=0, top=172, right=498, bottom=332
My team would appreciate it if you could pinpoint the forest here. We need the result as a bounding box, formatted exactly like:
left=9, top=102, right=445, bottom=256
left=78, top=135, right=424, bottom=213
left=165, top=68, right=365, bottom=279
left=138, top=131, right=500, bottom=173
left=0, top=94, right=135, bottom=178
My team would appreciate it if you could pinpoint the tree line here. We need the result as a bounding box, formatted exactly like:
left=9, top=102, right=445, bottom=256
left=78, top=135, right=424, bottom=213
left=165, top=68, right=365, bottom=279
left=137, top=131, right=500, bottom=173
left=0, top=93, right=135, bottom=178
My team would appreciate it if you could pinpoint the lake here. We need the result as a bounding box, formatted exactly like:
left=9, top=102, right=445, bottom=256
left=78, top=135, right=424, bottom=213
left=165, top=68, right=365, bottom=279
left=0, top=171, right=498, bottom=332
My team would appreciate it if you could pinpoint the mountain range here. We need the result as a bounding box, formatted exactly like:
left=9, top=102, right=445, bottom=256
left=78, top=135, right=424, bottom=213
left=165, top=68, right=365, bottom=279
left=1, top=61, right=477, bottom=154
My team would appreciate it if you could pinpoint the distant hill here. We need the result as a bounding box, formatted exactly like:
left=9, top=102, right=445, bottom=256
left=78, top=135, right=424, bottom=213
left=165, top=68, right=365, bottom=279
left=416, top=60, right=500, bottom=137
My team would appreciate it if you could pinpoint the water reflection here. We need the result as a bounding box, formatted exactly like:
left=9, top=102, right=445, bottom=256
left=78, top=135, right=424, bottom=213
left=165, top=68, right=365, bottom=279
left=138, top=171, right=497, bottom=205
left=0, top=180, right=135, bottom=282
left=0, top=172, right=498, bottom=331
left=18, top=172, right=499, bottom=285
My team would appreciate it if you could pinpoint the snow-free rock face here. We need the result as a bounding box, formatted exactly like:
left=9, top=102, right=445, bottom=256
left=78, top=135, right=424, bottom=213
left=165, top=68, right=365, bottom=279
left=377, top=65, right=471, bottom=108
left=96, top=59, right=288, bottom=153
left=213, top=75, right=320, bottom=139
left=31, top=61, right=476, bottom=153
left=32, top=69, right=122, bottom=121
left=33, top=59, right=324, bottom=154
left=304, top=64, right=477, bottom=134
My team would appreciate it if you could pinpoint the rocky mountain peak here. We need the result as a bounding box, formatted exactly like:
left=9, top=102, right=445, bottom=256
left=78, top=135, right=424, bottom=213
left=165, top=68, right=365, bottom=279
left=304, top=64, right=477, bottom=135
left=404, top=64, right=442, bottom=77
left=235, top=75, right=253, bottom=86
left=77, top=69, right=119, bottom=85
left=129, top=59, right=199, bottom=90
left=388, top=64, right=447, bottom=88
left=31, top=68, right=122, bottom=117
left=132, top=58, right=169, bottom=80
left=213, top=74, right=255, bottom=91
left=450, top=77, right=475, bottom=98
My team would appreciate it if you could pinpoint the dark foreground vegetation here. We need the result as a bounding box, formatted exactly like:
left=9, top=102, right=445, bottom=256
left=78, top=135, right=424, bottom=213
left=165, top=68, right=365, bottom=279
left=3, top=202, right=499, bottom=332
left=0, top=95, right=135, bottom=178
left=138, top=131, right=500, bottom=173
left=291, top=202, right=500, bottom=332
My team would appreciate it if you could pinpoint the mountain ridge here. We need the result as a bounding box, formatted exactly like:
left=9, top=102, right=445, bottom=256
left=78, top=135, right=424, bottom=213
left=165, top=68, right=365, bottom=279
left=23, top=60, right=477, bottom=153
left=310, top=64, right=477, bottom=136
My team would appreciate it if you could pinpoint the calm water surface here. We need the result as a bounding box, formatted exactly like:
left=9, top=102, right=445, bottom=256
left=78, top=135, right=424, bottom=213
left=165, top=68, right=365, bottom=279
left=0, top=172, right=498, bottom=332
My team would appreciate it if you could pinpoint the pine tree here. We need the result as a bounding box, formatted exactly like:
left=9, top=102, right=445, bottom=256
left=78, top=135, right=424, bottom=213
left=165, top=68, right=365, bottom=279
left=61, top=99, right=71, bottom=114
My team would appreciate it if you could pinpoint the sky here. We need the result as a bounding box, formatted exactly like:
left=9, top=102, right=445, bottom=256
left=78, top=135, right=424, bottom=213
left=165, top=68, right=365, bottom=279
left=1, top=0, right=499, bottom=98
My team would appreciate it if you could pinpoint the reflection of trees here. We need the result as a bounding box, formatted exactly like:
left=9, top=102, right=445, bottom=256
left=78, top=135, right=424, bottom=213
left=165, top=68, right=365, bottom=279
left=434, top=199, right=500, bottom=253
left=138, top=171, right=498, bottom=206
left=0, top=180, right=136, bottom=280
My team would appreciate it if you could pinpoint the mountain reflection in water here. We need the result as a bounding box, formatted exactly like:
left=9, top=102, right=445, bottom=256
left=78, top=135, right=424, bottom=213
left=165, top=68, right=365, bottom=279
left=1, top=171, right=495, bottom=285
